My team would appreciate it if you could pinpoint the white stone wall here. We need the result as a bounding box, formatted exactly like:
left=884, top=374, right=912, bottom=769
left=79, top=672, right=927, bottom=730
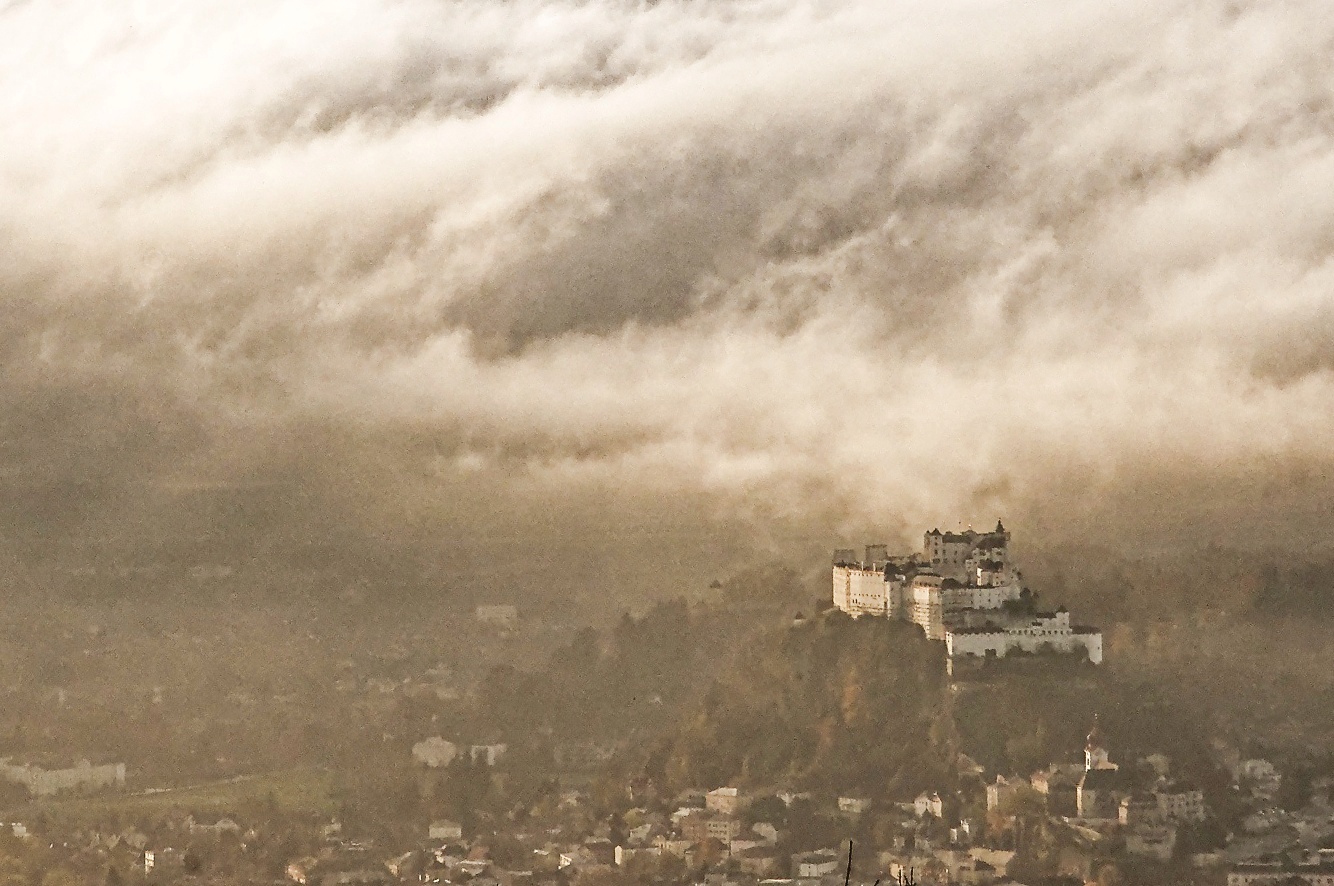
left=848, top=569, right=889, bottom=616
left=831, top=566, right=891, bottom=616
left=967, top=582, right=1022, bottom=608
left=945, top=616, right=1103, bottom=664
left=832, top=565, right=851, bottom=611
left=1079, top=630, right=1104, bottom=664
left=910, top=578, right=945, bottom=640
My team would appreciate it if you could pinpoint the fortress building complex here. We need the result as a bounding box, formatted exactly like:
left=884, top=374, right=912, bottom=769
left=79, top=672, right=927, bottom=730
left=831, top=521, right=1102, bottom=665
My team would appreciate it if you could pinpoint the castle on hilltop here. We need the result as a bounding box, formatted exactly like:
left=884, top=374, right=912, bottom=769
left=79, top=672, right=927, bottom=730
left=831, top=522, right=1102, bottom=665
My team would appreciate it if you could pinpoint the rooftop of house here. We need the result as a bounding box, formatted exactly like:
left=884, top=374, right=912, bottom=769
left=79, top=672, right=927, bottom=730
left=1080, top=768, right=1134, bottom=791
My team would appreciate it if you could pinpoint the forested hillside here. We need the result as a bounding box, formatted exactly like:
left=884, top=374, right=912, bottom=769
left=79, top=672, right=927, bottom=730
left=645, top=611, right=1230, bottom=807
left=650, top=612, right=953, bottom=797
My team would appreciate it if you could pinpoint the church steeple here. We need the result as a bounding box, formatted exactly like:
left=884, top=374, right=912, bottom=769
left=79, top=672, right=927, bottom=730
left=1084, top=714, right=1114, bottom=771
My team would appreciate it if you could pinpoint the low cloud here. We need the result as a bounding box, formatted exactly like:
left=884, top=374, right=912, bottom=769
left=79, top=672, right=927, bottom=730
left=3, top=0, right=1334, bottom=574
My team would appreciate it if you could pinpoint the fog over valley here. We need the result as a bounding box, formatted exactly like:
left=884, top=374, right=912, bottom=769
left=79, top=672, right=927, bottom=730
left=3, top=0, right=1334, bottom=597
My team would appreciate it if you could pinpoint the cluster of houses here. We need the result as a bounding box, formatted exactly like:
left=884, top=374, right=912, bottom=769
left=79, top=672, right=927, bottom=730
left=591, top=785, right=1018, bottom=886
left=832, top=524, right=1102, bottom=667
left=1211, top=748, right=1334, bottom=886
left=7, top=733, right=1327, bottom=886
left=977, top=720, right=1334, bottom=885
left=986, top=720, right=1206, bottom=866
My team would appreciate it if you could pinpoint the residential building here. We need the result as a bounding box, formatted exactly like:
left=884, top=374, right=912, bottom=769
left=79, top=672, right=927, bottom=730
left=706, top=787, right=741, bottom=816
left=737, top=847, right=783, bottom=877
left=470, top=744, right=508, bottom=766
left=680, top=812, right=741, bottom=845
left=430, top=821, right=464, bottom=842
left=1155, top=780, right=1206, bottom=823
left=986, top=776, right=1019, bottom=812
left=1119, top=794, right=1159, bottom=827
left=412, top=737, right=458, bottom=768
left=1238, top=759, right=1282, bottom=800
left=837, top=797, right=870, bottom=816
left=793, top=851, right=840, bottom=878
left=1031, top=763, right=1083, bottom=817
left=0, top=758, right=126, bottom=797
left=914, top=792, right=943, bottom=818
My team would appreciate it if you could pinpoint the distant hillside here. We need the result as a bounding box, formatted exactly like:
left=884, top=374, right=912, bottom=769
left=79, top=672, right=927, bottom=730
left=950, top=666, right=1223, bottom=786
left=648, top=611, right=1229, bottom=804
left=651, top=612, right=954, bottom=797
left=463, top=594, right=798, bottom=745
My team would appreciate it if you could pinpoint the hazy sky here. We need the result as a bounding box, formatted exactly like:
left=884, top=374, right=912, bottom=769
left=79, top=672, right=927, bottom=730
left=4, top=0, right=1334, bottom=572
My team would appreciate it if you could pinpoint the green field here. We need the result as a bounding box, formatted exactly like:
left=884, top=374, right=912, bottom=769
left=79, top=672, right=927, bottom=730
left=3, top=768, right=337, bottom=822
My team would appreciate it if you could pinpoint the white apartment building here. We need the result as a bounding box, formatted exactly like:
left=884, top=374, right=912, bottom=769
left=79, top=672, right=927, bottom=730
left=0, top=759, right=126, bottom=797
left=1155, top=782, right=1206, bottom=823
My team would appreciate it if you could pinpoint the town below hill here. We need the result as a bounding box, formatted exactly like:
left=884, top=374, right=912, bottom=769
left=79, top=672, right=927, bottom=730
left=2, top=532, right=1334, bottom=885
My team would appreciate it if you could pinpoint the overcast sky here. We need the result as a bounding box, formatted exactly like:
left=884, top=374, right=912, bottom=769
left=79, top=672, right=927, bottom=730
left=3, top=0, right=1334, bottom=574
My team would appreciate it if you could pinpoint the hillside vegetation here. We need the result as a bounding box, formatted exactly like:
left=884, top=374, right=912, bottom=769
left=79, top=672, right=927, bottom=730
left=648, top=611, right=1227, bottom=805
left=651, top=612, right=953, bottom=797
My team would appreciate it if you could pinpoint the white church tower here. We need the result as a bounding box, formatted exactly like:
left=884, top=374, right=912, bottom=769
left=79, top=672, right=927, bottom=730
left=1084, top=715, right=1117, bottom=771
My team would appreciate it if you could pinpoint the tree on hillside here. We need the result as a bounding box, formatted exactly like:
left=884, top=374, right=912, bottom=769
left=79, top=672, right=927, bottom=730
left=1277, top=765, right=1313, bottom=811
left=721, top=564, right=804, bottom=603
left=990, top=785, right=1047, bottom=857
left=744, top=795, right=787, bottom=827
left=1094, top=862, right=1123, bottom=886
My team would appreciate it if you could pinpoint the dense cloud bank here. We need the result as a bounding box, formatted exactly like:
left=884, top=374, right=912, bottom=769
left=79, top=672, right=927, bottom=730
left=3, top=0, right=1334, bottom=567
